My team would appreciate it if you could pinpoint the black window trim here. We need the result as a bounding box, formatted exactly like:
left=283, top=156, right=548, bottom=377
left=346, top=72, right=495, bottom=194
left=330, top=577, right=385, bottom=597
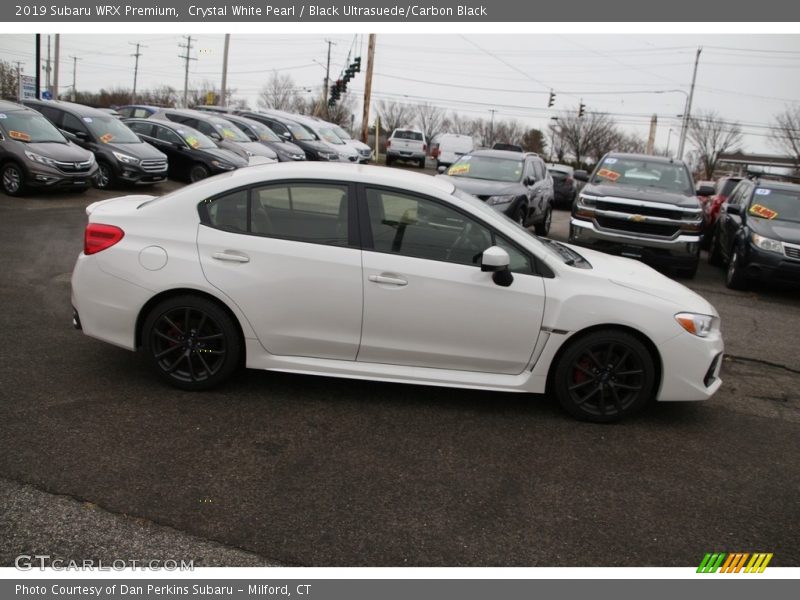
left=356, top=183, right=552, bottom=277
left=197, top=179, right=360, bottom=249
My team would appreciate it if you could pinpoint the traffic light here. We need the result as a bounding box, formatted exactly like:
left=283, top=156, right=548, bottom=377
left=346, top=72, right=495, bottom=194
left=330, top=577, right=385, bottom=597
left=353, top=56, right=361, bottom=72
left=548, top=90, right=555, bottom=108
left=578, top=102, right=586, bottom=118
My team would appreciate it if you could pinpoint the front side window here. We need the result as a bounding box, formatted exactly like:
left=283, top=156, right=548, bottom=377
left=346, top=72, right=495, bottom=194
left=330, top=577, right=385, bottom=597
left=153, top=125, right=182, bottom=145
left=127, top=121, right=153, bottom=137
left=366, top=188, right=492, bottom=267
left=61, top=113, right=88, bottom=135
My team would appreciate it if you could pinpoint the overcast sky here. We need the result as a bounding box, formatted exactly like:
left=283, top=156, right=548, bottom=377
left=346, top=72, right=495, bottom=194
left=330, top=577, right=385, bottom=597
left=1, top=33, right=798, bottom=155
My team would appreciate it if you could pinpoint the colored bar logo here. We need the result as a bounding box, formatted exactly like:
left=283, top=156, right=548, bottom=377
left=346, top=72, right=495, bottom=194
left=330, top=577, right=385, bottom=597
left=697, top=552, right=773, bottom=573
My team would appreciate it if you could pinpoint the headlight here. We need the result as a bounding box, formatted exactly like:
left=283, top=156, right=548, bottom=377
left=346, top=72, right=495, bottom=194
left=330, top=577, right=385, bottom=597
left=486, top=195, right=515, bottom=206
left=751, top=233, right=783, bottom=254
left=211, top=160, right=235, bottom=170
left=675, top=312, right=717, bottom=338
left=24, top=150, right=58, bottom=167
left=578, top=195, right=597, bottom=208
left=318, top=152, right=338, bottom=161
left=112, top=151, right=140, bottom=165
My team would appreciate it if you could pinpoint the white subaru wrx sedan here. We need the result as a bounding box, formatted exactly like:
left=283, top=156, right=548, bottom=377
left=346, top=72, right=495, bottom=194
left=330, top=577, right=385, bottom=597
left=71, top=163, right=723, bottom=422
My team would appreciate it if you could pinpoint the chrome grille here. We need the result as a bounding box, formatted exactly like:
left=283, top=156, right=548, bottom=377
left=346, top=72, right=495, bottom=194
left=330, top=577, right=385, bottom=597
left=141, top=159, right=168, bottom=173
left=359, top=148, right=372, bottom=157
left=54, top=159, right=93, bottom=173
left=785, top=244, right=800, bottom=260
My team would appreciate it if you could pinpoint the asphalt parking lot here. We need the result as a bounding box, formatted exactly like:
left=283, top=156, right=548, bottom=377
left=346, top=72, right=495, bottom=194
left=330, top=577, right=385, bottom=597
left=0, top=171, right=798, bottom=567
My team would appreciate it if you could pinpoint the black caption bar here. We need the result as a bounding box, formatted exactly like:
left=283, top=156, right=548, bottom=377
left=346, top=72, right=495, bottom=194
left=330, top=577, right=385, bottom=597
left=3, top=0, right=800, bottom=21
left=4, top=579, right=793, bottom=600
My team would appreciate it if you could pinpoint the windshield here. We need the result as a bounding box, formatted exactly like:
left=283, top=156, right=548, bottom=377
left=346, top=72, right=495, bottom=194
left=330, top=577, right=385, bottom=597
left=331, top=125, right=352, bottom=140
left=447, top=155, right=524, bottom=183
left=0, top=111, right=66, bottom=143
left=394, top=130, right=423, bottom=141
left=286, top=121, right=315, bottom=141
left=85, top=115, right=141, bottom=144
left=243, top=120, right=281, bottom=142
left=720, top=178, right=741, bottom=196
left=591, top=156, right=693, bottom=196
left=209, top=118, right=250, bottom=143
left=317, top=126, right=344, bottom=145
left=749, top=189, right=800, bottom=223
left=175, top=127, right=217, bottom=150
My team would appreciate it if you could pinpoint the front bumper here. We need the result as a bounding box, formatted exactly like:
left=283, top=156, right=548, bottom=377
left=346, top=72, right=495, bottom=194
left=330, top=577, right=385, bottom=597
left=657, top=329, right=724, bottom=401
left=114, top=163, right=168, bottom=185
left=569, top=218, right=701, bottom=267
left=741, top=243, right=800, bottom=285
left=25, top=163, right=99, bottom=189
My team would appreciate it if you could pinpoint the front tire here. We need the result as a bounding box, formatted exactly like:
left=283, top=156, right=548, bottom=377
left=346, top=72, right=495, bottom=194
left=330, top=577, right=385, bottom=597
left=1, top=163, right=26, bottom=197
left=553, top=330, right=656, bottom=423
left=94, top=162, right=115, bottom=190
left=707, top=226, right=723, bottom=266
left=142, top=295, right=241, bottom=391
left=418, top=157, right=426, bottom=169
left=725, top=244, right=748, bottom=290
left=534, top=205, right=552, bottom=236
left=189, top=163, right=210, bottom=183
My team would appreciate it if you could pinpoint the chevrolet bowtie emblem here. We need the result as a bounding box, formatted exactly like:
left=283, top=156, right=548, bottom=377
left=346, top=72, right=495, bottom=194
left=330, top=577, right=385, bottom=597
left=629, top=214, right=646, bottom=222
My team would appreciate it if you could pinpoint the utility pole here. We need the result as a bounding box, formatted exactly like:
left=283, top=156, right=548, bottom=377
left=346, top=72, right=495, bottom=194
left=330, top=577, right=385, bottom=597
left=677, top=46, right=702, bottom=161
left=53, top=34, right=60, bottom=100
left=14, top=61, right=24, bottom=101
left=646, top=114, right=657, bottom=155
left=35, top=34, right=41, bottom=99
left=130, top=42, right=146, bottom=102
left=323, top=38, right=335, bottom=117
left=178, top=36, right=197, bottom=108
left=45, top=35, right=51, bottom=97
left=220, top=34, right=230, bottom=106
left=69, top=55, right=81, bottom=102
left=360, top=33, right=376, bottom=145
left=488, top=109, right=497, bottom=146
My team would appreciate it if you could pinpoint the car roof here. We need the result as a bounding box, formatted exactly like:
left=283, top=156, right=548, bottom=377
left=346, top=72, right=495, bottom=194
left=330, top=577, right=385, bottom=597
left=123, top=117, right=204, bottom=136
left=162, top=163, right=456, bottom=200
left=752, top=179, right=800, bottom=192
left=24, top=99, right=112, bottom=117
left=0, top=99, right=35, bottom=112
left=469, top=149, right=528, bottom=160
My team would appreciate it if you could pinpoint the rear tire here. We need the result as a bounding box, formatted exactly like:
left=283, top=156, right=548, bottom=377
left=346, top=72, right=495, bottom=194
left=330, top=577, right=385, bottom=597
left=707, top=227, right=723, bottom=267
left=418, top=157, right=426, bottom=168
left=1, top=162, right=26, bottom=197
left=553, top=330, right=655, bottom=423
left=675, top=260, right=699, bottom=279
left=725, top=244, right=748, bottom=290
left=142, top=295, right=241, bottom=391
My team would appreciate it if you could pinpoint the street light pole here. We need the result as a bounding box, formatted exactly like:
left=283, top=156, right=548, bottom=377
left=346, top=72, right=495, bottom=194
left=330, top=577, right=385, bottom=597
left=488, top=109, right=497, bottom=146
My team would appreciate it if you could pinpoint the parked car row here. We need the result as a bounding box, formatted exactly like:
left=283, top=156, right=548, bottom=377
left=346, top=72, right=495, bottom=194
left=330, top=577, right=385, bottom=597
left=0, top=98, right=372, bottom=196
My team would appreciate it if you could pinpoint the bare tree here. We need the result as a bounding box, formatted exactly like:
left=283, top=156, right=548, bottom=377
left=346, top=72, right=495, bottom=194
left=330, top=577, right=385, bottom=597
left=326, top=92, right=357, bottom=127
left=688, top=109, right=743, bottom=179
left=140, top=85, right=179, bottom=107
left=445, top=111, right=476, bottom=136
left=551, top=109, right=617, bottom=165
left=258, top=71, right=301, bottom=112
left=416, top=102, right=446, bottom=144
left=375, top=99, right=413, bottom=134
left=770, top=105, right=800, bottom=167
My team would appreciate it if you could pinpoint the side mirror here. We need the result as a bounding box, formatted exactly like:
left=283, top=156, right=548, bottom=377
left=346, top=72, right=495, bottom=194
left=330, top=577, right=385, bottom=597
left=524, top=175, right=535, bottom=186
left=697, top=185, right=714, bottom=197
left=280, top=132, right=291, bottom=140
left=481, top=246, right=514, bottom=287
left=437, top=165, right=447, bottom=174
left=725, top=204, right=741, bottom=216
left=209, top=132, right=222, bottom=142
left=573, top=170, right=589, bottom=182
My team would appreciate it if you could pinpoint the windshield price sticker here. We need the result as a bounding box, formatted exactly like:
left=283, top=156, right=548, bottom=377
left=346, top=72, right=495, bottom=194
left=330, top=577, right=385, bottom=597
left=100, top=133, right=114, bottom=143
left=448, top=163, right=471, bottom=175
left=605, top=157, right=618, bottom=164
left=749, top=203, right=778, bottom=220
left=222, top=129, right=237, bottom=139
left=9, top=130, right=31, bottom=141
left=83, top=117, right=93, bottom=123
left=755, top=188, right=771, bottom=195
left=0, top=113, right=6, bottom=119
left=597, top=168, right=620, bottom=181
left=185, top=136, right=200, bottom=148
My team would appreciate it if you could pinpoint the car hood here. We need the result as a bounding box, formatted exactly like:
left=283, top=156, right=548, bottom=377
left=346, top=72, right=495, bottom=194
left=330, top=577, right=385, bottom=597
left=26, top=141, right=93, bottom=161
left=437, top=175, right=524, bottom=198
left=238, top=140, right=277, bottom=159
left=201, top=147, right=248, bottom=167
left=264, top=140, right=305, bottom=157
left=104, top=141, right=166, bottom=160
left=583, top=183, right=700, bottom=208
left=297, top=139, right=333, bottom=153
left=749, top=216, right=800, bottom=245
left=345, top=139, right=371, bottom=151
left=566, top=243, right=716, bottom=315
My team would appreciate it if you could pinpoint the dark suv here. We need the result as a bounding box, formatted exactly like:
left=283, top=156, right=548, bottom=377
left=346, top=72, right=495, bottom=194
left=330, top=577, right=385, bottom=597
left=0, top=100, right=97, bottom=196
left=571, top=153, right=712, bottom=278
left=708, top=179, right=800, bottom=288
left=24, top=99, right=167, bottom=189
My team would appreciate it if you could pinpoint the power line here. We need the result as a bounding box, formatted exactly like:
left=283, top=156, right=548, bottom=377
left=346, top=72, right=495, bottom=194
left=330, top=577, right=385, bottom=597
left=178, top=35, right=197, bottom=108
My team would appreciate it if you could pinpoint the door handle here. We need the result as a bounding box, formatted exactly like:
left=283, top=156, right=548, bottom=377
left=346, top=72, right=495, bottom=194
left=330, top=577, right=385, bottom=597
left=212, top=251, right=250, bottom=263
left=368, top=274, right=408, bottom=286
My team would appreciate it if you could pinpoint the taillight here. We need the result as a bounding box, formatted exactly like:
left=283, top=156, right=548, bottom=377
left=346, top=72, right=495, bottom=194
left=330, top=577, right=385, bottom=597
left=566, top=176, right=573, bottom=184
left=84, top=223, right=124, bottom=255
left=423, top=144, right=428, bottom=153
left=385, top=139, right=391, bottom=149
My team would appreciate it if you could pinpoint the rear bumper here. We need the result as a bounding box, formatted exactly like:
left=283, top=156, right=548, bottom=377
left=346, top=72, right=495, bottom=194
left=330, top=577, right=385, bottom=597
left=387, top=149, right=426, bottom=160
left=569, top=218, right=701, bottom=267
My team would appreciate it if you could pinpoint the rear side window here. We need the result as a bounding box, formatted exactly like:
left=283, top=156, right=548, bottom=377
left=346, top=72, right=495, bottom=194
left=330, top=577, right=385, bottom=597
left=201, top=184, right=350, bottom=247
left=393, top=130, right=423, bottom=141
left=154, top=125, right=181, bottom=144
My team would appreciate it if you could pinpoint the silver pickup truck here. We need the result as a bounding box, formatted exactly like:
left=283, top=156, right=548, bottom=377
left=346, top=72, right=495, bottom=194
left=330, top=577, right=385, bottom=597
left=569, top=153, right=714, bottom=278
left=386, top=128, right=427, bottom=168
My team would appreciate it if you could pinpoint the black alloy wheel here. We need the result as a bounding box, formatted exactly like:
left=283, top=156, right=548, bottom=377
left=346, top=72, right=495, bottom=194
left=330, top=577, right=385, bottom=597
left=553, top=330, right=655, bottom=422
left=143, top=296, right=240, bottom=390
left=94, top=162, right=114, bottom=189
left=514, top=202, right=528, bottom=227
left=1, top=163, right=26, bottom=196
